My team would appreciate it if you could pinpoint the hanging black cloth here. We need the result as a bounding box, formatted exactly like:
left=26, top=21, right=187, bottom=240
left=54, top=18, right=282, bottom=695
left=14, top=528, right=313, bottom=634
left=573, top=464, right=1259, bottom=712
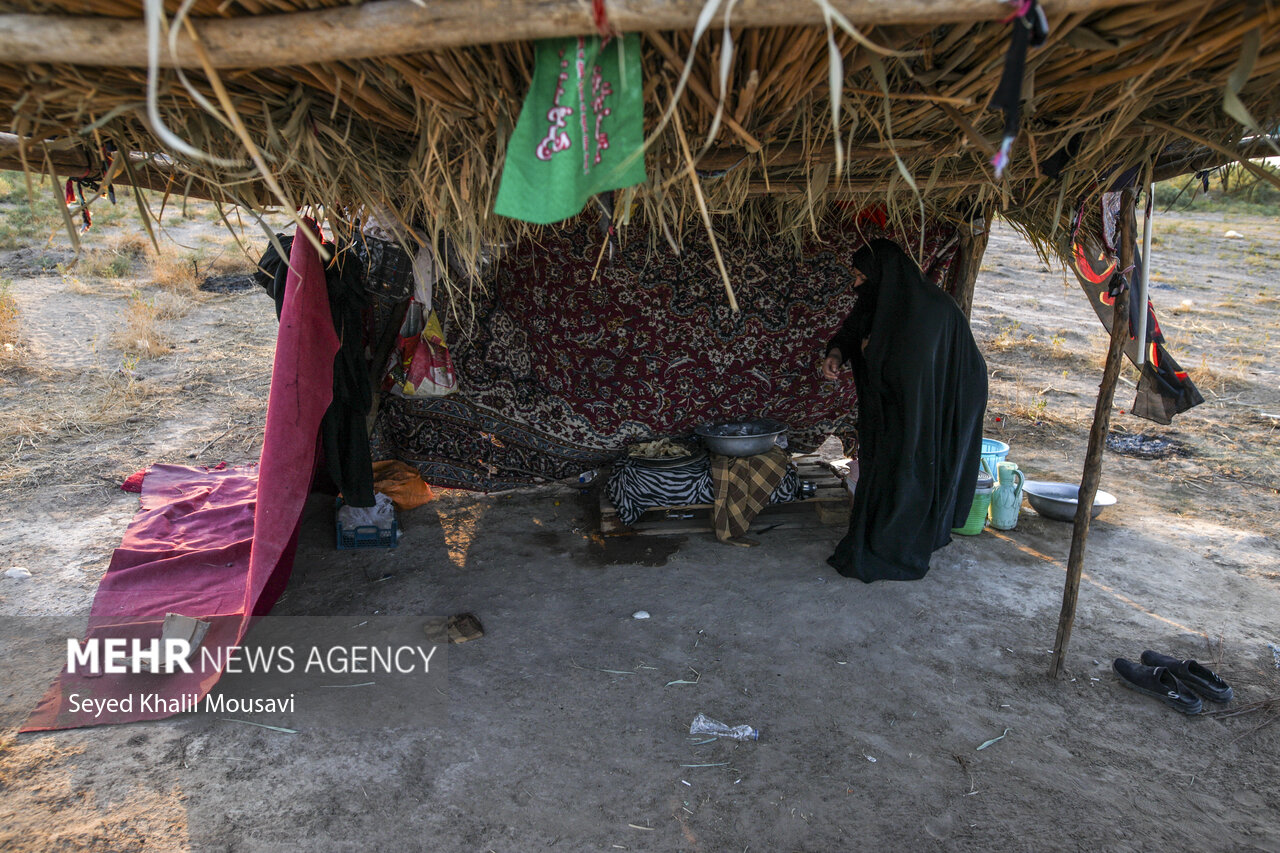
left=254, top=234, right=377, bottom=507
left=825, top=239, right=988, bottom=583
left=989, top=0, right=1048, bottom=176
left=320, top=245, right=376, bottom=507
left=253, top=234, right=294, bottom=317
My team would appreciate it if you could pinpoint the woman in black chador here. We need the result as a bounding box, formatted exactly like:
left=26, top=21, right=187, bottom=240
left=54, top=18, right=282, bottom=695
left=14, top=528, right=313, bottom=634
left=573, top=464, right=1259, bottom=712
left=821, top=239, right=988, bottom=582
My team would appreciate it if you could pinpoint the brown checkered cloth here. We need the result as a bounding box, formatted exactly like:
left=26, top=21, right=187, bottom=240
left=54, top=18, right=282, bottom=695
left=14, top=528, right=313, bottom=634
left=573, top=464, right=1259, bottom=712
left=710, top=446, right=792, bottom=542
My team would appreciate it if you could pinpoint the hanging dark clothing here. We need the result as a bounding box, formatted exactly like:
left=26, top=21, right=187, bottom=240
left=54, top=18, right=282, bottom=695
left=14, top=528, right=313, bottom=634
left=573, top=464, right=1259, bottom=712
left=255, top=234, right=377, bottom=508
left=826, top=239, right=987, bottom=583
left=320, top=246, right=376, bottom=508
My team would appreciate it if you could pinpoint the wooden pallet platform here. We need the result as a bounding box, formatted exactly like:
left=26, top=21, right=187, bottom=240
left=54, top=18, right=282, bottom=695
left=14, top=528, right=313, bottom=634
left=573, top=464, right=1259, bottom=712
left=599, top=453, right=852, bottom=536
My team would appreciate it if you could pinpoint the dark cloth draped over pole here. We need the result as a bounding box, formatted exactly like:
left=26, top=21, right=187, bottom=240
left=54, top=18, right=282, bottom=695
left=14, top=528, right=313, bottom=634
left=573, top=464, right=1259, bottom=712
left=826, top=239, right=988, bottom=583
left=1067, top=192, right=1204, bottom=425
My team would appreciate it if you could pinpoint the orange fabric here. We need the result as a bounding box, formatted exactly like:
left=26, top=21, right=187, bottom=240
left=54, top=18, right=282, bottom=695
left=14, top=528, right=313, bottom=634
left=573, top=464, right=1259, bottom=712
left=372, top=460, right=436, bottom=510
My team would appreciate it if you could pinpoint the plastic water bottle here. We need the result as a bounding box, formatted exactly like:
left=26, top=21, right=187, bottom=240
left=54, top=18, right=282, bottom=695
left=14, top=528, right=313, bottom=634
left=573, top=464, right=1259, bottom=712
left=689, top=713, right=759, bottom=741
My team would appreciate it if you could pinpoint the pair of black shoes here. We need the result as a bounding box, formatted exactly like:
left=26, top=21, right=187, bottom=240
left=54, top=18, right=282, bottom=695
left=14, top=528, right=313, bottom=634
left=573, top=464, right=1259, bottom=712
left=1112, top=651, right=1233, bottom=715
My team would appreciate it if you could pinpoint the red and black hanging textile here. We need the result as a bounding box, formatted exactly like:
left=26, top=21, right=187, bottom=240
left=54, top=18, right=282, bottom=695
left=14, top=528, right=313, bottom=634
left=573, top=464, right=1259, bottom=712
left=375, top=214, right=965, bottom=491
left=1068, top=196, right=1204, bottom=425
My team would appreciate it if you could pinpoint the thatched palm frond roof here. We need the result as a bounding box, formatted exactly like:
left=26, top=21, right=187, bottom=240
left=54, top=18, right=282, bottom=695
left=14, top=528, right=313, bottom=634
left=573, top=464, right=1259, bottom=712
left=1, top=0, right=1277, bottom=275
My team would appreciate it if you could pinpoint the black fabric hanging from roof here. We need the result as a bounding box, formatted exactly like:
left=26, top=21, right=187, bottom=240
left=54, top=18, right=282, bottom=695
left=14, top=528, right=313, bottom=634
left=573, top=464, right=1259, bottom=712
left=255, top=234, right=378, bottom=507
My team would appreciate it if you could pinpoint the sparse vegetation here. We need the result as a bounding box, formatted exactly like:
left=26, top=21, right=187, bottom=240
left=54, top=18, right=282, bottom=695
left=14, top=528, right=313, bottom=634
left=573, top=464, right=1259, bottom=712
left=148, top=246, right=253, bottom=293
left=0, top=278, right=19, bottom=361
left=61, top=273, right=96, bottom=296
left=1155, top=162, right=1280, bottom=216
left=987, top=319, right=1035, bottom=353
left=151, top=290, right=193, bottom=321
left=83, top=249, right=135, bottom=279
left=148, top=250, right=201, bottom=292
left=0, top=191, right=55, bottom=251
left=112, top=292, right=172, bottom=357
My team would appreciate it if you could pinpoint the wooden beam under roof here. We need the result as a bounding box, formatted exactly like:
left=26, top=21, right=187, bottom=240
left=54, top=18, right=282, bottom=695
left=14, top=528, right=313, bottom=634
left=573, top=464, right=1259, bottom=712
left=0, top=0, right=1143, bottom=70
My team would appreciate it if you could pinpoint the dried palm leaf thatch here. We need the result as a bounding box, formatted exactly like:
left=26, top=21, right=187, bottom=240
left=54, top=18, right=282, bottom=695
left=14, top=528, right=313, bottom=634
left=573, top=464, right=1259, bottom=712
left=1, top=0, right=1278, bottom=301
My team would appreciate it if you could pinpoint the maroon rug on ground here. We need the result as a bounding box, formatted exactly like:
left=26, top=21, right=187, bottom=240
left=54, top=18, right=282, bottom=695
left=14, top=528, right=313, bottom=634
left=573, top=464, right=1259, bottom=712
left=378, top=213, right=962, bottom=490
left=23, top=222, right=337, bottom=731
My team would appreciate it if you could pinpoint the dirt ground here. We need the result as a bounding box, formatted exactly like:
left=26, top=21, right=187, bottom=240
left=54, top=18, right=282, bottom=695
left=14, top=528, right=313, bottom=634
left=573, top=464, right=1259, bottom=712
left=1, top=193, right=1278, bottom=852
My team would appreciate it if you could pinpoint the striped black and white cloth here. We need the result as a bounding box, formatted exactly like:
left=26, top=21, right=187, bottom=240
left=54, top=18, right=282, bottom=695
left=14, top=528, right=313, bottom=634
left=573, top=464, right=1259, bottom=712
left=607, top=456, right=801, bottom=526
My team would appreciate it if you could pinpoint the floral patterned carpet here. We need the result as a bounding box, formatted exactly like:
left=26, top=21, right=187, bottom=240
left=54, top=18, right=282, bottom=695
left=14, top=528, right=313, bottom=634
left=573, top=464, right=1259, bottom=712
left=377, top=213, right=961, bottom=490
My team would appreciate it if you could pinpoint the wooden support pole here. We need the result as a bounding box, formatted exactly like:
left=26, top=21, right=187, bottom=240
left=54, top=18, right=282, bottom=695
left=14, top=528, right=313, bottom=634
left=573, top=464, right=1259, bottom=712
left=1144, top=120, right=1280, bottom=192
left=0, top=154, right=224, bottom=203
left=952, top=205, right=991, bottom=319
left=1049, top=187, right=1133, bottom=679
left=0, top=0, right=1143, bottom=70
left=1150, top=135, right=1280, bottom=182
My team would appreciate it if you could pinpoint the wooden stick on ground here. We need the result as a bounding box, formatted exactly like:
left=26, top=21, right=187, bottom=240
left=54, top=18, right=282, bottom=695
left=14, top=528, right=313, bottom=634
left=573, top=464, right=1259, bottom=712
left=1049, top=187, right=1134, bottom=679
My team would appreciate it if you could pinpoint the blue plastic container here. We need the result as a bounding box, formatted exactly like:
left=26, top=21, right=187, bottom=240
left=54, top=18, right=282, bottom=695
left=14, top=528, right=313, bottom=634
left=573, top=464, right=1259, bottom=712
left=335, top=497, right=398, bottom=550
left=980, top=438, right=1010, bottom=478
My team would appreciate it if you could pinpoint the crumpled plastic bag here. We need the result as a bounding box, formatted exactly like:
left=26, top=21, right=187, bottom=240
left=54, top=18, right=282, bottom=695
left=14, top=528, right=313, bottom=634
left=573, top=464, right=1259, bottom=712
left=337, top=492, right=396, bottom=531
left=384, top=307, right=457, bottom=398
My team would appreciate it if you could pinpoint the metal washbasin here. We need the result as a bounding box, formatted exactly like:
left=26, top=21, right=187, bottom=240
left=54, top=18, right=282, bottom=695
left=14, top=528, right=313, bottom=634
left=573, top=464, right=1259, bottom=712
left=694, top=418, right=788, bottom=457
left=1023, top=480, right=1117, bottom=522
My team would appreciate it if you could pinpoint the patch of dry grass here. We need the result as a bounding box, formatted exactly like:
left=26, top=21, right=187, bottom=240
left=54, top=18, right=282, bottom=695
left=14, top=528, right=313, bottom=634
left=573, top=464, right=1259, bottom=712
left=0, top=278, right=19, bottom=363
left=112, top=292, right=172, bottom=357
left=81, top=248, right=135, bottom=279
left=0, top=367, right=173, bottom=487
left=1191, top=363, right=1262, bottom=396
left=148, top=250, right=201, bottom=293
left=151, top=290, right=193, bottom=321
left=983, top=319, right=1033, bottom=354
left=62, top=273, right=97, bottom=295
left=105, top=231, right=152, bottom=258
left=148, top=245, right=254, bottom=294
left=201, top=247, right=257, bottom=277
left=989, top=378, right=1085, bottom=431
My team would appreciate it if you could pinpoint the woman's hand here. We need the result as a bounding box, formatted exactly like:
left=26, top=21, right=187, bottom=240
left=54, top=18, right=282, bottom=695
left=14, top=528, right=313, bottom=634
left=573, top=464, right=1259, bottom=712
left=822, top=348, right=843, bottom=380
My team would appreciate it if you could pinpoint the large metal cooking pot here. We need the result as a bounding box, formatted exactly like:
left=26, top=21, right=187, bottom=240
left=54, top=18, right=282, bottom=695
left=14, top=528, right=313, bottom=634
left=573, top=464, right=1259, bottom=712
left=694, top=418, right=788, bottom=457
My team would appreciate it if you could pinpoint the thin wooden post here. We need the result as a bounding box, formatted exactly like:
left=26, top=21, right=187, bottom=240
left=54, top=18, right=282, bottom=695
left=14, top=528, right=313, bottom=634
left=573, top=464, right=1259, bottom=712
left=953, top=206, right=992, bottom=320
left=1049, top=188, right=1133, bottom=679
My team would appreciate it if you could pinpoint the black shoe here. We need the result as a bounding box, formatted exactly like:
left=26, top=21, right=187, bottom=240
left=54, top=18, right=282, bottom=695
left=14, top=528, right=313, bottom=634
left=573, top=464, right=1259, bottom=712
left=1140, top=650, right=1233, bottom=703
left=1112, top=658, right=1203, bottom=715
